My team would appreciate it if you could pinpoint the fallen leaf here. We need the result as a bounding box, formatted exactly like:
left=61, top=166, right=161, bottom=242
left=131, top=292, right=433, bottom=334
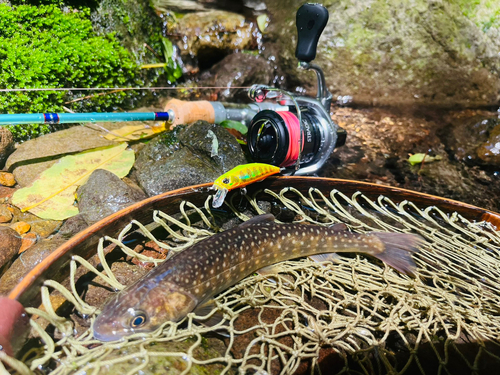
left=257, top=14, right=269, bottom=33
left=220, top=120, right=248, bottom=135
left=408, top=153, right=442, bottom=166
left=12, top=143, right=134, bottom=220
left=103, top=124, right=158, bottom=141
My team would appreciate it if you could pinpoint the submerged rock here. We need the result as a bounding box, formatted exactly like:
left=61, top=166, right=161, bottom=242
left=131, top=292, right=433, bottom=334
left=77, top=169, right=147, bottom=226
left=134, top=121, right=246, bottom=196
left=265, top=0, right=500, bottom=108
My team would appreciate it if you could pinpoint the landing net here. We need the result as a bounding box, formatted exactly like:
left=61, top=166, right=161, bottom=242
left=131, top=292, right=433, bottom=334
left=2, top=187, right=500, bottom=374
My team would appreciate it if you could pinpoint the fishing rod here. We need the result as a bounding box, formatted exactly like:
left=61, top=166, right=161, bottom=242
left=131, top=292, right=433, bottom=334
left=0, top=111, right=174, bottom=126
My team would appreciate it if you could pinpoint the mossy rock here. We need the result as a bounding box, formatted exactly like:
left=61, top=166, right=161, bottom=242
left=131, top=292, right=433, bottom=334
left=266, top=0, right=500, bottom=108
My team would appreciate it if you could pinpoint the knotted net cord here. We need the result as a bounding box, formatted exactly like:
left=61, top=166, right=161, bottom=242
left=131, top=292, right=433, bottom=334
left=2, top=187, right=500, bottom=374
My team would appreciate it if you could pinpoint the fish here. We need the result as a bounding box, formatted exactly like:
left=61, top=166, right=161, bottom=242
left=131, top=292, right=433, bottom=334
left=93, top=214, right=422, bottom=341
left=211, top=163, right=281, bottom=208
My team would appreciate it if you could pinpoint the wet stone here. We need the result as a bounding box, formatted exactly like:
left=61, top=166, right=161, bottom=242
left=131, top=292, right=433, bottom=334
left=196, top=52, right=276, bottom=101
left=167, top=10, right=253, bottom=58
left=82, top=262, right=149, bottom=309
left=0, top=238, right=65, bottom=295
left=0, top=171, right=15, bottom=187
left=10, top=221, right=30, bottom=235
left=0, top=204, right=12, bottom=223
left=52, top=214, right=89, bottom=240
left=19, top=232, right=38, bottom=254
left=134, top=121, right=246, bottom=196
left=77, top=169, right=147, bottom=226
left=0, top=127, right=14, bottom=168
left=0, top=227, right=22, bottom=273
left=0, top=186, right=16, bottom=199
left=8, top=204, right=62, bottom=238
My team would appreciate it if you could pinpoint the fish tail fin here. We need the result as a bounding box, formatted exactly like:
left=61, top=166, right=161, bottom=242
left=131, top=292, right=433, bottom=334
left=371, top=232, right=423, bottom=276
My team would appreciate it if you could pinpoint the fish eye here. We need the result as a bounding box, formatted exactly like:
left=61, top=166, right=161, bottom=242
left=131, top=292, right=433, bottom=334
left=222, top=177, right=230, bottom=184
left=130, top=313, right=147, bottom=328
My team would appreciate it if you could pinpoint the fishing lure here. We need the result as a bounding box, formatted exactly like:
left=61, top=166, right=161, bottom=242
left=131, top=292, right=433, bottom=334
left=211, top=163, right=281, bottom=208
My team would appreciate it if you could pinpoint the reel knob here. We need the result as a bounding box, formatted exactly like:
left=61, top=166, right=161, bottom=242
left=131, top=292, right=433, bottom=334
left=295, top=3, right=329, bottom=63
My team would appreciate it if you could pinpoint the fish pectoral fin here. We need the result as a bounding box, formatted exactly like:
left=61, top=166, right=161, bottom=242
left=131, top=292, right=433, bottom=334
left=256, top=264, right=280, bottom=277
left=239, top=214, right=275, bottom=228
left=329, top=223, right=349, bottom=232
left=256, top=265, right=293, bottom=285
left=193, top=299, right=218, bottom=318
left=193, top=300, right=230, bottom=336
left=308, top=253, right=342, bottom=264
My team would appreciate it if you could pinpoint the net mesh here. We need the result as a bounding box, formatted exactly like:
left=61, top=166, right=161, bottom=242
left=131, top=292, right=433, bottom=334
left=2, top=187, right=500, bottom=375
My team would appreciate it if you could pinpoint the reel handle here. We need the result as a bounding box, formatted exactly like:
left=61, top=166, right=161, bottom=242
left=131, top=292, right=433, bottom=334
left=295, top=3, right=329, bottom=63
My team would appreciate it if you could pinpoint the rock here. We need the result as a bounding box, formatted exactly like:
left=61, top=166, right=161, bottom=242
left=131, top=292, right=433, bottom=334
left=167, top=10, right=253, bottom=62
left=0, top=227, right=22, bottom=273
left=431, top=111, right=499, bottom=165
left=0, top=238, right=65, bottom=295
left=83, top=262, right=149, bottom=309
left=8, top=204, right=62, bottom=238
left=94, top=338, right=227, bottom=374
left=91, top=0, right=164, bottom=66
left=0, top=127, right=14, bottom=168
left=476, top=122, right=500, bottom=165
left=265, top=0, right=500, bottom=108
left=0, top=204, right=12, bottom=223
left=196, top=52, right=277, bottom=101
left=52, top=214, right=89, bottom=240
left=0, top=186, right=16, bottom=199
left=77, top=169, right=147, bottom=226
left=10, top=221, right=30, bottom=235
left=134, top=121, right=246, bottom=196
left=0, top=171, right=15, bottom=187
left=6, top=126, right=118, bottom=186
left=19, top=233, right=38, bottom=254
left=323, top=106, right=500, bottom=212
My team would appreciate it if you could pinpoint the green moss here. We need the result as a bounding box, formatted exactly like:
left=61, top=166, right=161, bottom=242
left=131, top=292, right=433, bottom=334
left=0, top=4, right=140, bottom=140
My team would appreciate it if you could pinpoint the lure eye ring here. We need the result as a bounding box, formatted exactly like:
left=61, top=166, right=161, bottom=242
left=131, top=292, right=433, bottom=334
left=130, top=312, right=147, bottom=328
left=222, top=177, right=230, bottom=184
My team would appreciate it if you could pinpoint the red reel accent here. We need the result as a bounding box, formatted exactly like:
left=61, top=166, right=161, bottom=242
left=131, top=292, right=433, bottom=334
left=277, top=111, right=303, bottom=167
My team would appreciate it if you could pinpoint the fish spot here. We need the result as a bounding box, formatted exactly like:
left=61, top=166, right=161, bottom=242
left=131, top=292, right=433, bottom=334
left=251, top=241, right=255, bottom=247
left=195, top=288, right=200, bottom=293
left=287, top=233, right=291, bottom=237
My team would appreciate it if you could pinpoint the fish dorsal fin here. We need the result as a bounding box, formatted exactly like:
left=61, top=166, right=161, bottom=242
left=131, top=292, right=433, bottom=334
left=239, top=214, right=275, bottom=228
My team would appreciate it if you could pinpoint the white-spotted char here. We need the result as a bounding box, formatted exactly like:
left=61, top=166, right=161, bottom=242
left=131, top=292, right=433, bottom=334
left=93, top=214, right=422, bottom=341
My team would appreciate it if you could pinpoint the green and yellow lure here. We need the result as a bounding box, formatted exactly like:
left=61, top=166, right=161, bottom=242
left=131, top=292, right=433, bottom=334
left=212, top=163, right=281, bottom=208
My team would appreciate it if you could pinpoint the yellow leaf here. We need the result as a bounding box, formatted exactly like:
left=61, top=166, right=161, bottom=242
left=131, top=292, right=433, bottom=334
left=12, top=143, right=135, bottom=220
left=103, top=124, right=158, bottom=141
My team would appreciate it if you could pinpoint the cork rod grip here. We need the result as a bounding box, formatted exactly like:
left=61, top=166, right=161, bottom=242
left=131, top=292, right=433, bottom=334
left=164, top=99, right=215, bottom=127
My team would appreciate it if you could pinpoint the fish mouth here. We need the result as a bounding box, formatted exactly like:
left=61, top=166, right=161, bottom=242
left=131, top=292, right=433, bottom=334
left=93, top=318, right=130, bottom=342
left=93, top=327, right=124, bottom=342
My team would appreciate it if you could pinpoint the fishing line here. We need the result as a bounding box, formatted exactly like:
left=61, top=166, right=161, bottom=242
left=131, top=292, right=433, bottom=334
left=0, top=86, right=254, bottom=92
